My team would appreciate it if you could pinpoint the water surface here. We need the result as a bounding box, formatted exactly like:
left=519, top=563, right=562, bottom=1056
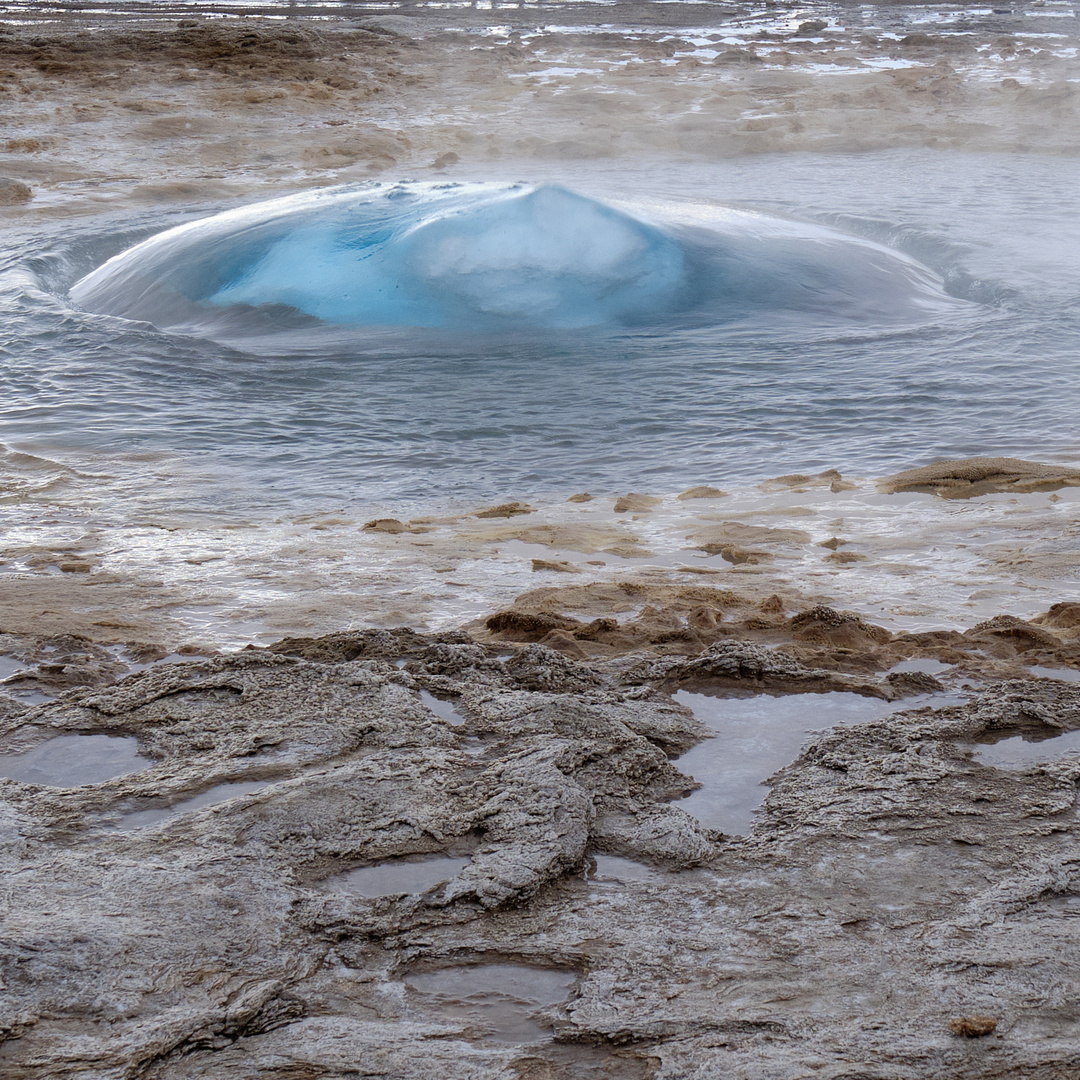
left=975, top=728, right=1080, bottom=768
left=419, top=690, right=466, bottom=725
left=0, top=734, right=149, bottom=787
left=674, top=690, right=903, bottom=833
left=340, top=854, right=472, bottom=897
left=112, top=779, right=268, bottom=829
left=4, top=152, right=1080, bottom=512
left=403, top=962, right=576, bottom=1043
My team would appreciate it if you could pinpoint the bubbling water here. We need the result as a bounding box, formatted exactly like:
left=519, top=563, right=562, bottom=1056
left=69, top=181, right=960, bottom=344
left=213, top=185, right=688, bottom=330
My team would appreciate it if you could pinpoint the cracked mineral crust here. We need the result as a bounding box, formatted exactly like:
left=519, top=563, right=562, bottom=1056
left=2, top=632, right=1080, bottom=1078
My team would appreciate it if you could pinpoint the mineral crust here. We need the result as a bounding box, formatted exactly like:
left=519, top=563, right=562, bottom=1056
left=2, top=628, right=1080, bottom=1077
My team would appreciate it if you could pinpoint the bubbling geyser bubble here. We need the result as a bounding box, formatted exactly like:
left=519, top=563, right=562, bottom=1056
left=70, top=182, right=962, bottom=341
left=212, top=185, right=687, bottom=330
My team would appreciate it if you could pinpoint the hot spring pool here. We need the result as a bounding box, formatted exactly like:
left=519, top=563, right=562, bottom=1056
left=4, top=152, right=1079, bottom=510
left=2, top=150, right=1079, bottom=645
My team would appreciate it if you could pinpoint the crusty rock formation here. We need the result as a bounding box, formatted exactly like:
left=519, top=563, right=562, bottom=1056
left=2, top=628, right=1080, bottom=1077
left=878, top=456, right=1080, bottom=497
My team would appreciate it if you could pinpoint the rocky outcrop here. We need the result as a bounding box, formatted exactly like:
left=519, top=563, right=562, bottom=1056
left=878, top=456, right=1080, bottom=497
left=4, top=637, right=1080, bottom=1078
left=619, top=639, right=893, bottom=698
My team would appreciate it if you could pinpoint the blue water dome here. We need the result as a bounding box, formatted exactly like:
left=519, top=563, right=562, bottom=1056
left=209, top=185, right=688, bottom=330
left=69, top=179, right=961, bottom=344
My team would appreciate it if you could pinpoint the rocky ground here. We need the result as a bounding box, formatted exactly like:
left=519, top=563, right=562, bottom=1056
left=1, top=3, right=1079, bottom=214
left=3, top=0, right=1080, bottom=1072
left=3, top=586, right=1080, bottom=1077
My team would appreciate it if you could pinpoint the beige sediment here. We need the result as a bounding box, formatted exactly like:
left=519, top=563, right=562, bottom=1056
left=472, top=502, right=535, bottom=519
left=879, top=456, right=1080, bottom=498
left=677, top=485, right=728, bottom=501
left=453, top=520, right=650, bottom=556
left=1, top=14, right=1078, bottom=216
left=613, top=493, right=663, bottom=513
left=5, top=455, right=1080, bottom=651
left=758, top=468, right=857, bottom=493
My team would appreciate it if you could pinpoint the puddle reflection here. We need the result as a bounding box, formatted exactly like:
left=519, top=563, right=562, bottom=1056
left=0, top=734, right=149, bottom=787
left=419, top=689, right=465, bottom=726
left=403, top=962, right=576, bottom=1044
left=974, top=727, right=1080, bottom=768
left=673, top=690, right=899, bottom=834
left=112, top=779, right=268, bottom=829
left=588, top=855, right=662, bottom=884
left=340, top=854, right=472, bottom=898
left=1027, top=665, right=1080, bottom=683
left=889, top=658, right=950, bottom=675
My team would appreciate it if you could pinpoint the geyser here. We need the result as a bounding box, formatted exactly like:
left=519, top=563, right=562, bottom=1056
left=213, top=185, right=687, bottom=329
left=69, top=181, right=960, bottom=341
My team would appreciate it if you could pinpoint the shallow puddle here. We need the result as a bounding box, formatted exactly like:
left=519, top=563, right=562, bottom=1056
left=974, top=728, right=1080, bottom=768
left=419, top=690, right=465, bottom=726
left=403, top=962, right=576, bottom=1044
left=1026, top=665, right=1080, bottom=683
left=588, top=855, right=663, bottom=884
left=0, top=655, right=54, bottom=706
left=460, top=735, right=487, bottom=756
left=673, top=691, right=900, bottom=834
left=889, top=658, right=950, bottom=675
left=0, top=734, right=149, bottom=787
left=417, top=690, right=486, bottom=752
left=1043, top=895, right=1080, bottom=917
left=340, top=854, right=472, bottom=898
left=0, top=655, right=28, bottom=681
left=112, top=779, right=269, bottom=830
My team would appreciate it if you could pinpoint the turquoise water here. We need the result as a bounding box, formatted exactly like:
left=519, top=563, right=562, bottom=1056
left=4, top=151, right=1080, bottom=510
left=70, top=181, right=955, bottom=333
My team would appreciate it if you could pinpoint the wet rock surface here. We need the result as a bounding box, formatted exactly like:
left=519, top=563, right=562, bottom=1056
left=480, top=587, right=1080, bottom=692
left=0, top=178, right=32, bottom=204
left=2, top=624, right=1080, bottom=1077
left=879, top=456, right=1080, bottom=498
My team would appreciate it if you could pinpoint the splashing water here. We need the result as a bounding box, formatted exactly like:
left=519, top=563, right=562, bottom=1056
left=212, top=186, right=687, bottom=330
